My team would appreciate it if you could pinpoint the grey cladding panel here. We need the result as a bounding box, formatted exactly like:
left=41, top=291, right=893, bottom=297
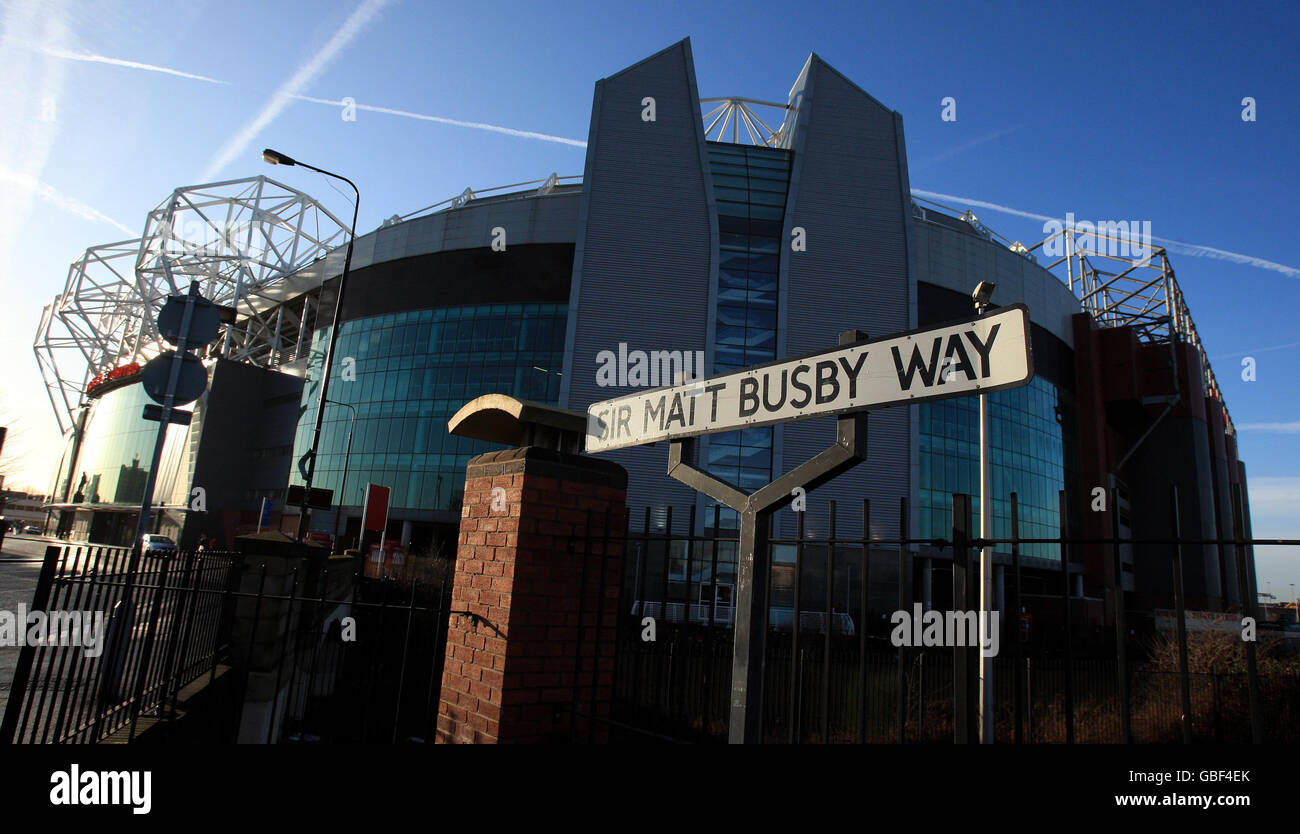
left=779, top=57, right=912, bottom=538
left=566, top=41, right=715, bottom=515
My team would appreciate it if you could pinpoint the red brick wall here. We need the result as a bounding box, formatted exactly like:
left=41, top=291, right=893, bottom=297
left=435, top=447, right=627, bottom=743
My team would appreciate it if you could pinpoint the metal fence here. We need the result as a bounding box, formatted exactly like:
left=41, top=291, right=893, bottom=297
left=574, top=487, right=1300, bottom=743
left=1, top=544, right=239, bottom=744
left=2, top=542, right=455, bottom=745
left=263, top=553, right=454, bottom=744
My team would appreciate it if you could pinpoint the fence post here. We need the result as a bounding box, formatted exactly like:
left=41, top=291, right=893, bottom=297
left=822, top=502, right=835, bottom=744
left=1110, top=487, right=1132, bottom=743
left=897, top=497, right=908, bottom=744
left=1230, top=483, right=1263, bottom=744
left=1011, top=492, right=1023, bottom=744
left=1211, top=665, right=1224, bottom=742
left=1169, top=486, right=1194, bottom=744
left=1057, top=490, right=1075, bottom=744
left=917, top=651, right=926, bottom=742
left=1025, top=657, right=1032, bottom=742
left=788, top=511, right=804, bottom=743
left=952, top=493, right=973, bottom=744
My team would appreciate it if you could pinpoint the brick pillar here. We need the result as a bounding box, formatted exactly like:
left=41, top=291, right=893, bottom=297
left=435, top=447, right=626, bottom=744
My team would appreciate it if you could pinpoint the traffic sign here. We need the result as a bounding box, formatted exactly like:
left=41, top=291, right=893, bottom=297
left=141, top=404, right=193, bottom=425
left=157, top=294, right=221, bottom=347
left=286, top=484, right=334, bottom=509
left=141, top=351, right=208, bottom=406
left=586, top=304, right=1034, bottom=453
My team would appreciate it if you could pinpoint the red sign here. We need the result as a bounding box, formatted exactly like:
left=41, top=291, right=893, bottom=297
left=86, top=361, right=142, bottom=397
left=364, top=539, right=407, bottom=579
left=361, top=483, right=390, bottom=534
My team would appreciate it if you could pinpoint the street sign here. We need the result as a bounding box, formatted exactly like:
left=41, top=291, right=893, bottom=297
left=286, top=484, right=334, bottom=509
left=141, top=404, right=193, bottom=425
left=141, top=351, right=208, bottom=406
left=362, top=483, right=390, bottom=533
left=157, top=294, right=221, bottom=347
left=586, top=304, right=1034, bottom=453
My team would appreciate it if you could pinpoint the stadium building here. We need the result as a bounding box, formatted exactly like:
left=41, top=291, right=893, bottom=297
left=35, top=40, right=1254, bottom=631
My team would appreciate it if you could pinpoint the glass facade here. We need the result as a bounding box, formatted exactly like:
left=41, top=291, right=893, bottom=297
left=705, top=144, right=792, bottom=504
left=292, top=303, right=568, bottom=513
left=919, top=375, right=1077, bottom=560
left=59, top=381, right=191, bottom=507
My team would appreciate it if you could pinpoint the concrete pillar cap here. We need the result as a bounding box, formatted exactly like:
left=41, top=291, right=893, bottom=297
left=447, top=394, right=587, bottom=452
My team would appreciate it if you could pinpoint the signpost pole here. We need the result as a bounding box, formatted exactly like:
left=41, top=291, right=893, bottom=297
left=123, top=283, right=200, bottom=610
left=975, top=292, right=995, bottom=744
left=732, top=505, right=770, bottom=743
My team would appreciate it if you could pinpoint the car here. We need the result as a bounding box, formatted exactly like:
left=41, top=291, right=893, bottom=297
left=141, top=534, right=177, bottom=554
left=21, top=525, right=41, bottom=535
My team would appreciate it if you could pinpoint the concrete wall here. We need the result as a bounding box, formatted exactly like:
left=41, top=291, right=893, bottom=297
left=912, top=212, right=1081, bottom=349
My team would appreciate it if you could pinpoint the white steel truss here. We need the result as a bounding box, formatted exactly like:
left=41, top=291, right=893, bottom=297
left=700, top=98, right=791, bottom=146
left=34, top=176, right=349, bottom=433
left=1025, top=224, right=1232, bottom=434
left=910, top=196, right=1235, bottom=435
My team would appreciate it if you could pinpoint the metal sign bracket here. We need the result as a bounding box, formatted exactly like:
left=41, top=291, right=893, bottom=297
left=664, top=329, right=869, bottom=743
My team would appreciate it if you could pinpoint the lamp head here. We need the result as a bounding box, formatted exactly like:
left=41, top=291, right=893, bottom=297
left=262, top=148, right=296, bottom=166
left=972, top=281, right=996, bottom=309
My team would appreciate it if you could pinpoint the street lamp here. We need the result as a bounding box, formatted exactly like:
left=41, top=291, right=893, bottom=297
left=263, top=148, right=360, bottom=542
left=972, top=280, right=995, bottom=745
left=323, top=398, right=357, bottom=553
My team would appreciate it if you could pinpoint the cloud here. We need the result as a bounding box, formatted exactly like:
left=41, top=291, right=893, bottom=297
left=38, top=45, right=227, bottom=84
left=1236, top=422, right=1300, bottom=434
left=911, top=189, right=1300, bottom=279
left=200, top=0, right=394, bottom=181
left=0, top=167, right=134, bottom=235
left=292, top=94, right=587, bottom=148
left=0, top=0, right=74, bottom=272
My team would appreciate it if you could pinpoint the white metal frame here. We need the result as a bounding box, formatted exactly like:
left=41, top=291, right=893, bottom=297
left=34, top=176, right=350, bottom=433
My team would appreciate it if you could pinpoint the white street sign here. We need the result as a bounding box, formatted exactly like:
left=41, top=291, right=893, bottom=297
left=586, top=304, right=1034, bottom=453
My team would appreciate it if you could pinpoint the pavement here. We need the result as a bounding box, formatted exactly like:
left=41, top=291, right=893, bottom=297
left=0, top=535, right=64, bottom=720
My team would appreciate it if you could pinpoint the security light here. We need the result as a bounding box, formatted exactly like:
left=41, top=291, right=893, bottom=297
left=972, top=281, right=996, bottom=307
left=262, top=148, right=296, bottom=166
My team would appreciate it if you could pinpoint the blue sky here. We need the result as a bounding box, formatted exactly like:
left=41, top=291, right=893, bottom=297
left=0, top=0, right=1296, bottom=591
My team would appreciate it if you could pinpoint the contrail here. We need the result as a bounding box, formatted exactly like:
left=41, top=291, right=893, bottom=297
left=911, top=188, right=1300, bottom=279
left=38, top=45, right=227, bottom=84
left=1236, top=421, right=1300, bottom=434
left=1215, top=341, right=1300, bottom=359
left=201, top=0, right=393, bottom=181
left=292, top=94, right=587, bottom=148
left=917, top=124, right=1024, bottom=168
left=0, top=167, right=135, bottom=236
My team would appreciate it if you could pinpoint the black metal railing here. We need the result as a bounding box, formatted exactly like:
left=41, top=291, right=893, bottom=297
left=1, top=544, right=240, bottom=744
left=257, top=552, right=455, bottom=744
left=572, top=485, right=1300, bottom=744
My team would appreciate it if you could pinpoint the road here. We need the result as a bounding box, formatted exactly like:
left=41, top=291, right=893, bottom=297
left=0, top=535, right=57, bottom=719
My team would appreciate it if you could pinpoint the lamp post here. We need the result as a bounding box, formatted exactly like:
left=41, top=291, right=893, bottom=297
left=972, top=280, right=996, bottom=744
left=262, top=149, right=359, bottom=542
left=324, top=398, right=357, bottom=552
